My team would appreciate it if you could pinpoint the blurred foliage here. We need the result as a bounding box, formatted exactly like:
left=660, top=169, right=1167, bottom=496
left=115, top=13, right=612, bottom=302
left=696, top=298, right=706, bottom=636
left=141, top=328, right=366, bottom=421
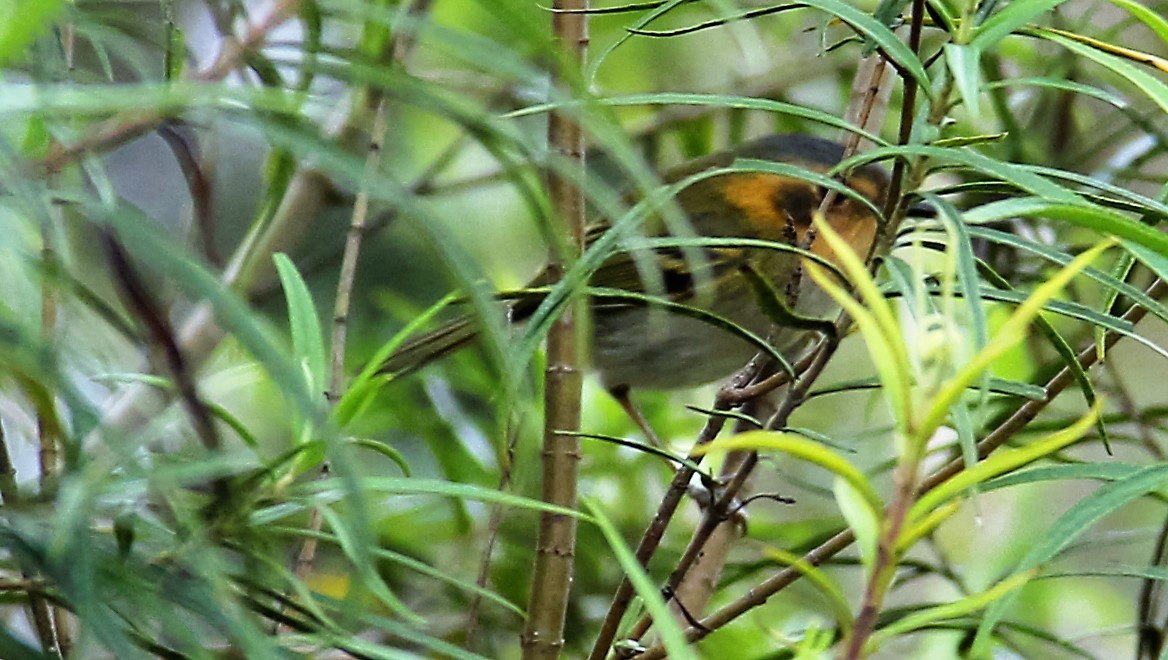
left=0, top=0, right=1167, bottom=658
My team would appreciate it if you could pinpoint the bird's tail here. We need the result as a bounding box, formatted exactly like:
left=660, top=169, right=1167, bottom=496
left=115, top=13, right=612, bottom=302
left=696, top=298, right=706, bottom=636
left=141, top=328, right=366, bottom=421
left=379, top=316, right=479, bottom=377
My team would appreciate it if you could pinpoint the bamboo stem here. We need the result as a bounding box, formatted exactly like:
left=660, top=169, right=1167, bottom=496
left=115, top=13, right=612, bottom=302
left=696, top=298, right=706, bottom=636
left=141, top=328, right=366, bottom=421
left=520, top=2, right=588, bottom=657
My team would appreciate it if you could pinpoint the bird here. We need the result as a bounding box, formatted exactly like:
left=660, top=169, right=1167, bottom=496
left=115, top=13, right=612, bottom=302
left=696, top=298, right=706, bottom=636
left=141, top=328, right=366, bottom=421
left=377, top=133, right=895, bottom=426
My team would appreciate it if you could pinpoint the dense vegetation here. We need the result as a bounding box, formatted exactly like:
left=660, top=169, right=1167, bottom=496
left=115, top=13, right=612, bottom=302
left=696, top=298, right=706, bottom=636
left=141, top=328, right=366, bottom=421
left=1, top=0, right=1168, bottom=657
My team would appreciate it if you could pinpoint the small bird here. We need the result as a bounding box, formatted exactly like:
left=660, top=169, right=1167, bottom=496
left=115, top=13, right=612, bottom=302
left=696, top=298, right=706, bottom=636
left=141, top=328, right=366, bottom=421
left=380, top=134, right=892, bottom=409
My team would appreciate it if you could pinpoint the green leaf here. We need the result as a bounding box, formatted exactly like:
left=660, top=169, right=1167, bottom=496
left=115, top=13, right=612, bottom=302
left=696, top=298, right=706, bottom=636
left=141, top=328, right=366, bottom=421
left=296, top=477, right=589, bottom=519
left=867, top=570, right=1035, bottom=653
left=928, top=193, right=990, bottom=366
left=806, top=215, right=914, bottom=432
left=585, top=0, right=690, bottom=81
left=911, top=401, right=1101, bottom=523
left=898, top=499, right=962, bottom=551
left=860, top=146, right=1085, bottom=204
left=274, top=253, right=326, bottom=395
left=973, top=0, right=1069, bottom=49
left=982, top=463, right=1147, bottom=492
left=564, top=431, right=715, bottom=479
left=508, top=93, right=887, bottom=146
left=972, top=464, right=1168, bottom=654
left=967, top=226, right=1168, bottom=328
left=761, top=545, right=854, bottom=634
left=348, top=438, right=411, bottom=477
left=1040, top=566, right=1168, bottom=582
left=972, top=260, right=1109, bottom=451
left=1040, top=32, right=1168, bottom=115
left=834, top=478, right=880, bottom=569
left=797, top=0, right=932, bottom=95
left=1019, top=165, right=1168, bottom=219
left=919, top=232, right=1110, bottom=453
left=983, top=76, right=1130, bottom=108
left=163, top=17, right=185, bottom=81
left=807, top=376, right=1046, bottom=401
left=338, top=292, right=460, bottom=428
left=318, top=506, right=422, bottom=624
left=101, top=206, right=320, bottom=420
left=951, top=401, right=979, bottom=481
left=945, top=44, right=983, bottom=118
left=703, top=431, right=882, bottom=514
left=273, top=526, right=522, bottom=618
left=1123, top=241, right=1168, bottom=287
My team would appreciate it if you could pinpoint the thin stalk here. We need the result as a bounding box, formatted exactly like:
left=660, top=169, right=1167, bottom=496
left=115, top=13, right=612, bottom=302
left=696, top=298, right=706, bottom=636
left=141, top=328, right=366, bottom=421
left=466, top=422, right=521, bottom=650
left=287, top=0, right=434, bottom=616
left=39, top=197, right=66, bottom=659
left=841, top=451, right=920, bottom=658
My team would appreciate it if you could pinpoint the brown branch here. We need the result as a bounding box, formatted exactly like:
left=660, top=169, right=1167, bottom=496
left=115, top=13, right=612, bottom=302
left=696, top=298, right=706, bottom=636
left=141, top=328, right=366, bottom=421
left=842, top=458, right=915, bottom=659
left=624, top=332, right=844, bottom=647
left=156, top=123, right=218, bottom=266
left=100, top=230, right=227, bottom=503
left=466, top=422, right=521, bottom=650
left=286, top=102, right=390, bottom=606
left=879, top=0, right=926, bottom=226
left=38, top=215, right=60, bottom=490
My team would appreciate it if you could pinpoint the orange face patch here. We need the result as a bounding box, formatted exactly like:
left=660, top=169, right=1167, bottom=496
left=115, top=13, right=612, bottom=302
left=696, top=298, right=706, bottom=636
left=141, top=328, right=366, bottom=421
left=717, top=173, right=798, bottom=238
left=715, top=171, right=879, bottom=267
left=808, top=208, right=879, bottom=268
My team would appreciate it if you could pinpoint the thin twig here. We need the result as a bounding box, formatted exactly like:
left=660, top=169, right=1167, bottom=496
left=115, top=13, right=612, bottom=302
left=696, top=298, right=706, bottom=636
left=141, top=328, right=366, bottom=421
left=285, top=95, right=390, bottom=599
left=1138, top=512, right=1168, bottom=659
left=466, top=421, right=521, bottom=650
left=40, top=185, right=68, bottom=659
left=879, top=0, right=926, bottom=226
left=102, top=232, right=222, bottom=455
left=39, top=212, right=60, bottom=487
left=156, top=123, right=218, bottom=265
left=626, top=332, right=845, bottom=645
left=287, top=0, right=435, bottom=617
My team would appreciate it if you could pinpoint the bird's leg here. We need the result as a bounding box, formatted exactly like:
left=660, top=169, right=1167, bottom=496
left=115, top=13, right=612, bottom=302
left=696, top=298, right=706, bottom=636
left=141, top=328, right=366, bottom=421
left=608, top=384, right=665, bottom=449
